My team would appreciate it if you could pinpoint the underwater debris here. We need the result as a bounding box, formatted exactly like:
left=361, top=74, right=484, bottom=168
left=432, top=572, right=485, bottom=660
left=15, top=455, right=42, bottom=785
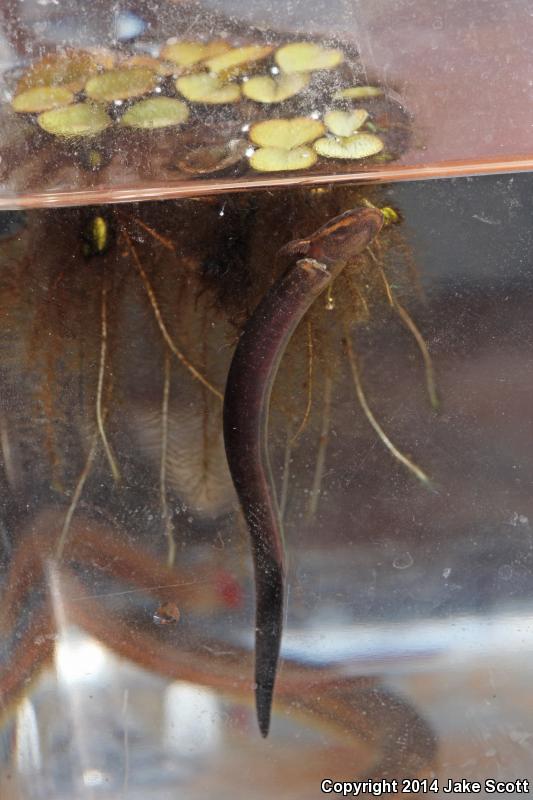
left=153, top=600, right=180, bottom=625
left=178, top=139, right=248, bottom=175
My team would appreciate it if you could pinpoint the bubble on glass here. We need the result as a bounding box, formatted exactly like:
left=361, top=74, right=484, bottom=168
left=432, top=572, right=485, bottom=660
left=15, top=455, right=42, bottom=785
left=498, top=564, right=513, bottom=581
left=83, top=769, right=107, bottom=787
left=393, top=551, right=414, bottom=570
left=114, top=11, right=147, bottom=42
left=509, top=511, right=529, bottom=527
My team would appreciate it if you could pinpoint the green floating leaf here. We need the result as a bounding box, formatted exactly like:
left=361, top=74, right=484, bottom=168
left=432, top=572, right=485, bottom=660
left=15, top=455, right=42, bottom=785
left=176, top=73, right=241, bottom=104
left=275, top=42, right=343, bottom=73
left=16, top=49, right=99, bottom=93
left=334, top=86, right=383, bottom=100
left=249, top=146, right=317, bottom=172
left=37, top=103, right=112, bottom=137
left=242, top=73, right=309, bottom=103
left=323, top=109, right=369, bottom=137
left=12, top=86, right=74, bottom=114
left=313, top=132, right=384, bottom=159
left=121, top=97, right=189, bottom=129
left=249, top=117, right=325, bottom=149
left=85, top=68, right=156, bottom=102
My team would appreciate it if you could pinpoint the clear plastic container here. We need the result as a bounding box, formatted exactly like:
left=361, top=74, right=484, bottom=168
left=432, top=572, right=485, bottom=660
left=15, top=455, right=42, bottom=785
left=1, top=2, right=532, bottom=798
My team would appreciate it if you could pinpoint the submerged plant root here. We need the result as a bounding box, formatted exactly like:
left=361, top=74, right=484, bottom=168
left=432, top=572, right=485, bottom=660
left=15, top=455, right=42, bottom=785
left=0, top=188, right=437, bottom=740
left=0, top=188, right=436, bottom=549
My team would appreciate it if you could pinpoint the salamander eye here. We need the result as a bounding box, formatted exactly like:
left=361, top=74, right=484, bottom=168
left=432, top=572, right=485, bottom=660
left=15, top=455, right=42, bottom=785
left=0, top=211, right=27, bottom=242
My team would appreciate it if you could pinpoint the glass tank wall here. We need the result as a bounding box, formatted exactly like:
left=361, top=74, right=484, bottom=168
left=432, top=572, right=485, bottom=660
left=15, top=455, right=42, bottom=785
left=0, top=0, right=532, bottom=207
left=0, top=1, right=532, bottom=799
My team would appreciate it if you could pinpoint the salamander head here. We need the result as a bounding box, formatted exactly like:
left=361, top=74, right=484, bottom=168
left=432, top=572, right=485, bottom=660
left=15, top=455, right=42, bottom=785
left=277, top=237, right=310, bottom=260
left=307, top=206, right=384, bottom=267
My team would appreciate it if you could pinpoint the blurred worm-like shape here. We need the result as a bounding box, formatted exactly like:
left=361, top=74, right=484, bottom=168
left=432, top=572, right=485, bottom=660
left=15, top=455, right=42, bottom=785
left=223, top=206, right=384, bottom=736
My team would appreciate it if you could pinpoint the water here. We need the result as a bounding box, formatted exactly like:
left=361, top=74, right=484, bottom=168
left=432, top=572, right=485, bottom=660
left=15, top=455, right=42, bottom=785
left=1, top=2, right=533, bottom=799
left=0, top=172, right=532, bottom=798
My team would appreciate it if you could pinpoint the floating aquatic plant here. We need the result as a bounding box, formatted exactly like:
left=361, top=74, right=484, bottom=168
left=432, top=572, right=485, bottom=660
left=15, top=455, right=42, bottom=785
left=12, top=86, right=74, bottom=114
left=5, top=28, right=410, bottom=176
left=334, top=85, right=384, bottom=100
left=314, top=132, right=384, bottom=160
left=85, top=67, right=157, bottom=103
left=324, top=109, right=369, bottom=137
left=37, top=103, right=112, bottom=137
left=176, top=73, right=241, bottom=104
left=275, top=42, right=344, bottom=73
left=121, top=97, right=189, bottom=129
left=242, top=73, right=310, bottom=103
left=249, top=117, right=325, bottom=149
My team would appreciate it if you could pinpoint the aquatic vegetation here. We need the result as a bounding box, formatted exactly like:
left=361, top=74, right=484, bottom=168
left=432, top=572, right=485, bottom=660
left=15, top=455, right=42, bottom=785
left=11, top=86, right=75, bottom=114
left=120, top=97, right=189, bottom=130
left=334, top=86, right=384, bottom=100
left=0, top=186, right=435, bottom=739
left=2, top=20, right=410, bottom=187
left=274, top=42, right=344, bottom=73
left=314, top=132, right=385, bottom=160
left=242, top=73, right=310, bottom=104
left=249, top=146, right=318, bottom=172
left=176, top=72, right=242, bottom=104
left=324, top=109, right=369, bottom=137
left=84, top=67, right=157, bottom=102
left=249, top=117, right=326, bottom=149
left=37, top=103, right=112, bottom=137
